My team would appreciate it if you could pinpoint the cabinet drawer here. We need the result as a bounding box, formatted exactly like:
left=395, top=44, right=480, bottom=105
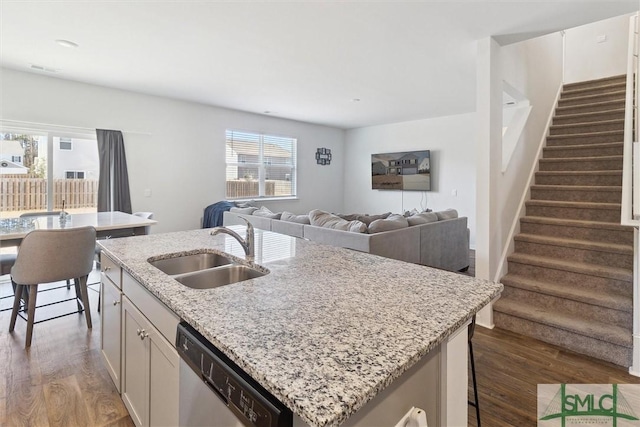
left=101, top=253, right=122, bottom=289
left=122, top=271, right=179, bottom=345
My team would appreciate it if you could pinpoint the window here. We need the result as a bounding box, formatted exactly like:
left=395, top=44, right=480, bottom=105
left=11, top=155, right=21, bottom=163
left=59, top=138, right=72, bottom=150
left=65, top=171, right=85, bottom=179
left=225, top=130, right=296, bottom=199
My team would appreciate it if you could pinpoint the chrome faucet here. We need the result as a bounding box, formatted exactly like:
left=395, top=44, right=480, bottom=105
left=210, top=218, right=255, bottom=261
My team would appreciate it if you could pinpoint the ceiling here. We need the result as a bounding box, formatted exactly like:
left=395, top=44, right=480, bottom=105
left=1, top=1, right=637, bottom=129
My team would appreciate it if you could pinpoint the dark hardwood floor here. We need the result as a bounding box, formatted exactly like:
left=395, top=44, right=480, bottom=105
left=0, top=252, right=637, bottom=427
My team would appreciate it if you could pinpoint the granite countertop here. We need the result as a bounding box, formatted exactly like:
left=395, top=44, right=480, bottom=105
left=98, top=227, right=502, bottom=427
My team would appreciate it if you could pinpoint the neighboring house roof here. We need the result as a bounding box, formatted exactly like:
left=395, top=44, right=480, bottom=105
left=398, top=153, right=419, bottom=161
left=0, top=159, right=28, bottom=174
left=227, top=142, right=292, bottom=158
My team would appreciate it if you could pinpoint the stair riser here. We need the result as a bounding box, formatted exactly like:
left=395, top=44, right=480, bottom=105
left=493, top=312, right=632, bottom=367
left=561, top=84, right=626, bottom=99
left=507, top=261, right=632, bottom=296
left=553, top=110, right=624, bottom=125
left=514, top=240, right=633, bottom=269
left=563, top=76, right=626, bottom=91
left=525, top=204, right=621, bottom=222
left=557, top=92, right=624, bottom=107
left=556, top=101, right=625, bottom=116
left=501, top=286, right=632, bottom=328
left=530, top=188, right=621, bottom=204
left=539, top=158, right=622, bottom=172
left=519, top=221, right=634, bottom=245
left=546, top=132, right=623, bottom=146
left=543, top=145, right=623, bottom=158
left=535, top=173, right=622, bottom=186
left=549, top=121, right=623, bottom=136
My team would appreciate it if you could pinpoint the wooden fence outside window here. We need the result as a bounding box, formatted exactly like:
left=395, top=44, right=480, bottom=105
left=0, top=177, right=98, bottom=212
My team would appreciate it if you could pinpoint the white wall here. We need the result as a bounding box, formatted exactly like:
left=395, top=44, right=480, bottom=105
left=475, top=31, right=564, bottom=282
left=344, top=113, right=477, bottom=248
left=1, top=68, right=345, bottom=233
left=565, top=13, right=633, bottom=84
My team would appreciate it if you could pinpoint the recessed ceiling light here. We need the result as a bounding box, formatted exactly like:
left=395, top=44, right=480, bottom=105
left=55, top=39, right=79, bottom=48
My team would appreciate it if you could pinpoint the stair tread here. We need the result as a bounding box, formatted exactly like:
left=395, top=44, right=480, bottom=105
left=553, top=108, right=624, bottom=121
left=557, top=90, right=625, bottom=103
left=520, top=215, right=632, bottom=231
left=539, top=155, right=622, bottom=162
left=501, top=273, right=632, bottom=312
left=536, top=170, right=622, bottom=176
left=526, top=199, right=620, bottom=209
left=555, top=99, right=625, bottom=113
left=550, top=119, right=624, bottom=130
left=507, top=252, right=632, bottom=281
left=493, top=298, right=632, bottom=347
left=562, top=83, right=626, bottom=97
left=547, top=130, right=623, bottom=139
left=514, top=233, right=632, bottom=253
left=544, top=142, right=623, bottom=150
left=563, top=75, right=626, bottom=88
left=531, top=184, right=621, bottom=192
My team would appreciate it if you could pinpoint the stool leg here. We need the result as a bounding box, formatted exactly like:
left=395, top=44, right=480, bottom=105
left=78, top=276, right=92, bottom=329
left=25, top=284, right=38, bottom=347
left=469, top=339, right=481, bottom=427
left=9, top=283, right=23, bottom=332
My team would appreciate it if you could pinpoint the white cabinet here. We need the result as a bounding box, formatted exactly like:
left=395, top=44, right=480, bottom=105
left=121, top=297, right=180, bottom=427
left=100, top=253, right=122, bottom=392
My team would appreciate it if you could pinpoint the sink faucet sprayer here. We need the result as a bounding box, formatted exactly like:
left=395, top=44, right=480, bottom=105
left=210, top=218, right=255, bottom=261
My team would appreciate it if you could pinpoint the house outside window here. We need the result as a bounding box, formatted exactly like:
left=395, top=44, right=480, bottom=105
left=65, top=171, right=86, bottom=179
left=59, top=138, right=72, bottom=150
left=225, top=130, right=297, bottom=199
left=11, top=155, right=21, bottom=163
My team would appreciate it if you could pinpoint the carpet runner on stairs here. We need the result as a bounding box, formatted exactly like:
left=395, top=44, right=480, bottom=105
left=494, top=74, right=635, bottom=367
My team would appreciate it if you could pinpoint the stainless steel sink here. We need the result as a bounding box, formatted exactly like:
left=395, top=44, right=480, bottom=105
left=175, top=265, right=267, bottom=289
left=149, top=253, right=233, bottom=275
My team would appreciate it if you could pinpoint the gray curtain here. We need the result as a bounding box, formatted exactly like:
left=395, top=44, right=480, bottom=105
left=96, top=129, right=132, bottom=213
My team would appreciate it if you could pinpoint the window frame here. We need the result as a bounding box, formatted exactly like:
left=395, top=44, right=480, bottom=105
left=225, top=130, right=297, bottom=200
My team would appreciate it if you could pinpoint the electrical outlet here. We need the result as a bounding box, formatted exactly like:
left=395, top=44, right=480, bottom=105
left=596, top=34, right=607, bottom=43
left=451, top=189, right=457, bottom=197
left=144, top=189, right=152, bottom=197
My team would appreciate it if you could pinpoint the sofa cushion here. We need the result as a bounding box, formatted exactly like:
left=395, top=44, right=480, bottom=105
left=309, top=209, right=367, bottom=233
left=407, top=211, right=439, bottom=226
left=356, top=212, right=392, bottom=226
left=368, top=214, right=409, bottom=234
left=281, top=211, right=311, bottom=224
left=230, top=206, right=258, bottom=215
left=335, top=213, right=361, bottom=221
left=252, top=206, right=282, bottom=220
left=435, top=209, right=458, bottom=220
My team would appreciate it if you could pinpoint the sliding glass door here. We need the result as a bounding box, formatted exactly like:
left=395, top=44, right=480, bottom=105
left=0, top=130, right=99, bottom=218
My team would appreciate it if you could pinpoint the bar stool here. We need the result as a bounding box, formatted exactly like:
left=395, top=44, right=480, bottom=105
left=468, top=314, right=481, bottom=426
left=9, top=226, right=97, bottom=347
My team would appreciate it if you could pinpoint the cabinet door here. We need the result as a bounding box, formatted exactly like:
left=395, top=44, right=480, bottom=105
left=122, top=297, right=150, bottom=427
left=148, top=327, right=180, bottom=426
left=100, top=278, right=122, bottom=392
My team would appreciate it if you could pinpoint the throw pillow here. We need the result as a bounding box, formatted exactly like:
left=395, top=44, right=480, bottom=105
left=407, top=211, right=438, bottom=226
left=356, top=212, right=391, bottom=226
left=281, top=211, right=311, bottom=224
left=435, top=209, right=458, bottom=220
left=335, top=213, right=361, bottom=221
left=230, top=206, right=258, bottom=215
left=368, top=214, right=409, bottom=234
left=309, top=209, right=367, bottom=233
left=252, top=206, right=282, bottom=220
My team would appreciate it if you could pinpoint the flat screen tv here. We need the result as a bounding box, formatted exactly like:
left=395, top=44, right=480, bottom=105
left=371, top=150, right=431, bottom=191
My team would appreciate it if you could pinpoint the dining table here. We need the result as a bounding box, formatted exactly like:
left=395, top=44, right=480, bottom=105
left=0, top=211, right=157, bottom=248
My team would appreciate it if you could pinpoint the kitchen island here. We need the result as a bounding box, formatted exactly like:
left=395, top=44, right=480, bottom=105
left=98, top=227, right=502, bottom=427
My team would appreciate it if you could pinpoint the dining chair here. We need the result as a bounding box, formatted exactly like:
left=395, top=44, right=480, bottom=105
left=9, top=226, right=97, bottom=347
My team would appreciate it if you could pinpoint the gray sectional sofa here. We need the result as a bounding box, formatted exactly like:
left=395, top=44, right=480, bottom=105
left=222, top=209, right=470, bottom=272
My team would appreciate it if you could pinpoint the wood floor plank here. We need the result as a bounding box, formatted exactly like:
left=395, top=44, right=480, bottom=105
left=4, top=380, right=50, bottom=427
left=43, top=375, right=91, bottom=427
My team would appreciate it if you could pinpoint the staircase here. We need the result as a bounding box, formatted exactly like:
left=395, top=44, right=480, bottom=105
left=494, top=74, right=635, bottom=367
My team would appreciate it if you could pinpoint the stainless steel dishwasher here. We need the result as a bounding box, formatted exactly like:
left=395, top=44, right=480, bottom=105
left=176, top=322, right=293, bottom=427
